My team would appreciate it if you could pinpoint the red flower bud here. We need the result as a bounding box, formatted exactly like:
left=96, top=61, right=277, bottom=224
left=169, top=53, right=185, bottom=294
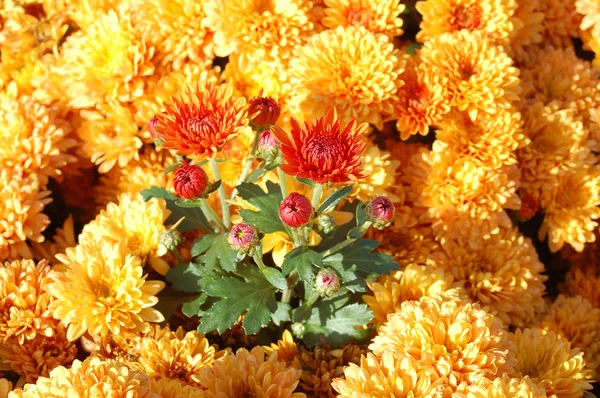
left=259, top=129, right=280, bottom=149
left=280, top=192, right=313, bottom=228
left=248, top=90, right=281, bottom=129
left=173, top=162, right=209, bottom=200
left=519, top=192, right=538, bottom=221
left=228, top=223, right=260, bottom=253
left=366, top=196, right=395, bottom=229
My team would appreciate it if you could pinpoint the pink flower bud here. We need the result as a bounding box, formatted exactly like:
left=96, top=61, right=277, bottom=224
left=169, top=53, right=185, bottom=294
left=280, top=192, right=313, bottom=228
left=228, top=223, right=260, bottom=254
left=259, top=129, right=280, bottom=149
left=366, top=196, right=394, bottom=229
left=314, top=268, right=340, bottom=297
left=173, top=162, right=210, bottom=200
left=248, top=90, right=281, bottom=129
left=147, top=115, right=160, bottom=139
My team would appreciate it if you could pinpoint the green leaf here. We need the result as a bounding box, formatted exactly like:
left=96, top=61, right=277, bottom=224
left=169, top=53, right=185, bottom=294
left=237, top=181, right=286, bottom=233
left=317, top=186, right=353, bottom=214
left=204, top=180, right=222, bottom=196
left=141, top=186, right=178, bottom=202
left=198, top=267, right=278, bottom=334
left=181, top=293, right=208, bottom=317
left=295, top=177, right=316, bottom=188
left=175, top=199, right=203, bottom=208
left=322, top=239, right=398, bottom=280
left=191, top=234, right=219, bottom=257
left=260, top=266, right=288, bottom=290
left=166, top=262, right=205, bottom=293
left=265, top=158, right=282, bottom=170
left=271, top=302, right=291, bottom=326
left=347, top=226, right=367, bottom=240
left=201, top=233, right=237, bottom=272
left=406, top=42, right=422, bottom=55
left=246, top=167, right=267, bottom=183
left=282, top=247, right=322, bottom=282
left=163, top=162, right=181, bottom=175
left=355, top=203, right=367, bottom=226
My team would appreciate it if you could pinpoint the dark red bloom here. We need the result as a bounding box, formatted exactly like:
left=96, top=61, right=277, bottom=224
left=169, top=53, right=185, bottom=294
left=271, top=108, right=367, bottom=184
left=280, top=192, right=313, bottom=228
left=173, top=162, right=210, bottom=199
left=248, top=90, right=281, bottom=129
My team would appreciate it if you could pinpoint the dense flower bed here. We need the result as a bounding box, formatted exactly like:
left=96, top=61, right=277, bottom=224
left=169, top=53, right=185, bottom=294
left=1, top=0, right=600, bottom=397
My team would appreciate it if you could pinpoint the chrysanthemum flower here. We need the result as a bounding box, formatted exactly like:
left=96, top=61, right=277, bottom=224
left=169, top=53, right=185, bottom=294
left=536, top=295, right=600, bottom=379
left=578, top=0, right=600, bottom=37
left=45, top=8, right=155, bottom=108
left=60, top=0, right=122, bottom=30
left=79, top=194, right=171, bottom=275
left=538, top=165, right=600, bottom=253
left=348, top=142, right=400, bottom=202
left=393, top=57, right=451, bottom=139
left=415, top=0, right=518, bottom=45
left=150, top=378, right=204, bottom=398
left=0, top=83, right=76, bottom=184
left=540, top=0, right=582, bottom=47
left=0, top=259, right=57, bottom=344
left=371, top=224, right=442, bottom=268
left=195, top=346, right=304, bottom=397
left=370, top=295, right=514, bottom=389
left=289, top=26, right=405, bottom=129
left=322, top=0, right=405, bottom=38
left=0, top=326, right=77, bottom=383
left=419, top=30, right=520, bottom=121
left=128, top=325, right=224, bottom=386
left=264, top=330, right=300, bottom=364
left=467, top=374, right=555, bottom=398
left=509, top=328, right=593, bottom=398
left=363, top=264, right=466, bottom=327
left=203, top=0, right=314, bottom=60
left=200, top=129, right=254, bottom=190
left=10, top=356, right=155, bottom=398
left=509, top=0, right=545, bottom=56
left=154, top=81, right=250, bottom=158
left=332, top=353, right=450, bottom=397
left=31, top=216, right=77, bottom=266
left=0, top=170, right=51, bottom=261
left=272, top=108, right=367, bottom=184
left=77, top=102, right=143, bottom=173
left=561, top=264, right=600, bottom=308
left=46, top=239, right=165, bottom=342
left=0, top=379, right=11, bottom=398
left=436, top=226, right=547, bottom=327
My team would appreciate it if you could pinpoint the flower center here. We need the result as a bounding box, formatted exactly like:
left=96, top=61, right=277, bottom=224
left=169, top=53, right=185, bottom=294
left=347, top=7, right=373, bottom=27
left=452, top=5, right=482, bottom=31
left=184, top=114, right=217, bottom=138
left=407, top=85, right=430, bottom=111
left=304, top=135, right=344, bottom=171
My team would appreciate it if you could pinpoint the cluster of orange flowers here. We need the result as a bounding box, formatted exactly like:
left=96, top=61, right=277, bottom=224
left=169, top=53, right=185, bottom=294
left=2, top=0, right=600, bottom=396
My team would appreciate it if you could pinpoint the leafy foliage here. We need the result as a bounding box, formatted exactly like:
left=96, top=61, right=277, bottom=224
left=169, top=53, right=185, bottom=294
left=237, top=181, right=287, bottom=233
left=141, top=186, right=213, bottom=232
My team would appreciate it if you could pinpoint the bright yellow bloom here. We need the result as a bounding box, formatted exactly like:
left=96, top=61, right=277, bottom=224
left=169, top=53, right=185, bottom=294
left=322, top=0, right=405, bottom=38
left=348, top=142, right=400, bottom=202
left=419, top=30, right=520, bottom=121
left=61, top=0, right=122, bottom=30
left=264, top=330, right=299, bottom=364
left=150, top=378, right=205, bottom=398
left=263, top=231, right=323, bottom=267
left=31, top=215, right=76, bottom=266
left=467, top=375, right=552, bottom=398
left=509, top=328, right=593, bottom=398
left=509, top=0, right=545, bottom=56
left=416, top=0, right=518, bottom=45
left=46, top=240, right=165, bottom=342
left=370, top=295, right=514, bottom=389
left=195, top=346, right=305, bottom=398
left=578, top=0, right=600, bottom=38
left=289, top=25, right=405, bottom=129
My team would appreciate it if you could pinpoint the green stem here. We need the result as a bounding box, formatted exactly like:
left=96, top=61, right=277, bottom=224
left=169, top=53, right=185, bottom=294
left=303, top=290, right=320, bottom=308
left=281, top=269, right=299, bottom=304
left=210, top=158, right=231, bottom=228
left=278, top=167, right=288, bottom=199
left=321, top=221, right=372, bottom=258
left=302, top=183, right=323, bottom=242
left=171, top=249, right=185, bottom=264
left=311, top=183, right=323, bottom=209
left=200, top=199, right=225, bottom=232
left=230, top=130, right=262, bottom=199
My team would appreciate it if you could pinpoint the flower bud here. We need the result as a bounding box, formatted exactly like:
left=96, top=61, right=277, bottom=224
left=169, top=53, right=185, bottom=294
left=173, top=162, right=210, bottom=200
left=366, top=196, right=394, bottom=229
left=248, top=91, right=281, bottom=130
left=257, top=130, right=281, bottom=162
left=317, top=214, right=336, bottom=234
left=228, top=223, right=260, bottom=256
left=159, top=229, right=183, bottom=251
left=280, top=192, right=313, bottom=228
left=314, top=268, right=341, bottom=297
left=148, top=115, right=164, bottom=146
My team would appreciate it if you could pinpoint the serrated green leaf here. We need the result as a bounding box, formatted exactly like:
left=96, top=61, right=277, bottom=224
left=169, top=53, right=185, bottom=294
left=198, top=268, right=277, bottom=334
left=323, top=259, right=365, bottom=293
left=282, top=247, right=322, bottom=282
left=301, top=302, right=373, bottom=348
left=181, top=293, right=208, bottom=317
left=166, top=262, right=204, bottom=293
left=295, top=177, right=316, bottom=188
left=317, top=186, right=353, bottom=214
left=201, top=233, right=237, bottom=272
left=191, top=234, right=219, bottom=257
left=237, top=181, right=286, bottom=233
left=322, top=239, right=398, bottom=279
left=260, top=266, right=288, bottom=290
left=271, top=302, right=292, bottom=326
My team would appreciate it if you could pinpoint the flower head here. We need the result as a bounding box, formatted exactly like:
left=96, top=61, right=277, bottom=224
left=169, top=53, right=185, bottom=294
left=154, top=81, right=251, bottom=158
left=258, top=129, right=282, bottom=162
left=248, top=91, right=281, bottom=129
left=228, top=223, right=260, bottom=255
left=147, top=115, right=160, bottom=141
left=273, top=108, right=367, bottom=184
left=280, top=193, right=313, bottom=228
left=322, top=0, right=405, bottom=38
left=468, top=375, right=554, bottom=398
left=173, top=162, right=210, bottom=200
left=150, top=378, right=205, bottom=398
left=366, top=196, right=395, bottom=229
left=348, top=143, right=400, bottom=203
left=314, top=268, right=341, bottom=297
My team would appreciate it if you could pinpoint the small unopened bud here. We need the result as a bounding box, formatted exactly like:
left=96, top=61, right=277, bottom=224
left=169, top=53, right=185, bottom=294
left=314, top=268, right=341, bottom=297
left=228, top=223, right=260, bottom=257
left=173, top=162, right=210, bottom=200
left=248, top=90, right=281, bottom=130
left=317, top=214, right=336, bottom=234
left=366, top=196, right=395, bottom=229
left=518, top=192, right=538, bottom=221
left=257, top=129, right=281, bottom=162
left=280, top=192, right=313, bottom=228
left=159, top=229, right=183, bottom=251
left=148, top=115, right=164, bottom=146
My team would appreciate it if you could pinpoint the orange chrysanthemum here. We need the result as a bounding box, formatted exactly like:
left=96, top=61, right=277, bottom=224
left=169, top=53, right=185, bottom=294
left=272, top=108, right=367, bottom=184
left=150, top=378, right=205, bottom=398
left=322, top=0, right=405, bottom=38
left=561, top=264, right=600, bottom=308
left=154, top=81, right=251, bottom=158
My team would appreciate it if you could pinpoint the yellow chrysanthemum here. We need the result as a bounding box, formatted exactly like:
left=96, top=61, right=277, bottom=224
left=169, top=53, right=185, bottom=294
left=322, top=0, right=405, bottom=38
left=150, top=378, right=204, bottom=398
left=538, top=165, right=600, bottom=253
left=0, top=259, right=58, bottom=344
left=370, top=295, right=514, bottom=389
left=0, top=326, right=77, bottom=383
left=393, top=56, right=451, bottom=139
left=265, top=330, right=300, bottom=364
left=540, top=0, right=582, bottom=47
left=416, top=0, right=518, bottom=45
left=536, top=295, right=600, bottom=379
left=60, top=0, right=122, bottom=30
left=332, top=353, right=451, bottom=397
left=0, top=170, right=51, bottom=261
left=79, top=194, right=171, bottom=275
left=467, top=374, right=553, bottom=398
left=289, top=25, right=405, bottom=129
left=130, top=0, right=214, bottom=68
left=348, top=142, right=400, bottom=202
left=44, top=8, right=155, bottom=108
left=9, top=357, right=155, bottom=398
left=363, top=264, right=466, bottom=327
left=30, top=216, right=76, bottom=266
left=578, top=0, right=600, bottom=38
left=0, top=379, right=11, bottom=398
left=46, top=239, right=165, bottom=342
left=128, top=324, right=224, bottom=386
left=195, top=346, right=305, bottom=398
left=561, top=264, right=600, bottom=308
left=509, top=328, right=593, bottom=398
left=509, top=0, right=545, bottom=56
left=436, top=226, right=547, bottom=327
left=419, top=30, right=520, bottom=121
left=372, top=224, right=443, bottom=268
left=203, top=0, right=314, bottom=60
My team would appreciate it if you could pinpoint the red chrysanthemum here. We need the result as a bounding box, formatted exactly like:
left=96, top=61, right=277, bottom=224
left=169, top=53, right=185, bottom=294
left=154, top=81, right=251, bottom=158
left=280, top=192, right=313, bottom=228
left=272, top=108, right=367, bottom=184
left=173, top=162, right=210, bottom=199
